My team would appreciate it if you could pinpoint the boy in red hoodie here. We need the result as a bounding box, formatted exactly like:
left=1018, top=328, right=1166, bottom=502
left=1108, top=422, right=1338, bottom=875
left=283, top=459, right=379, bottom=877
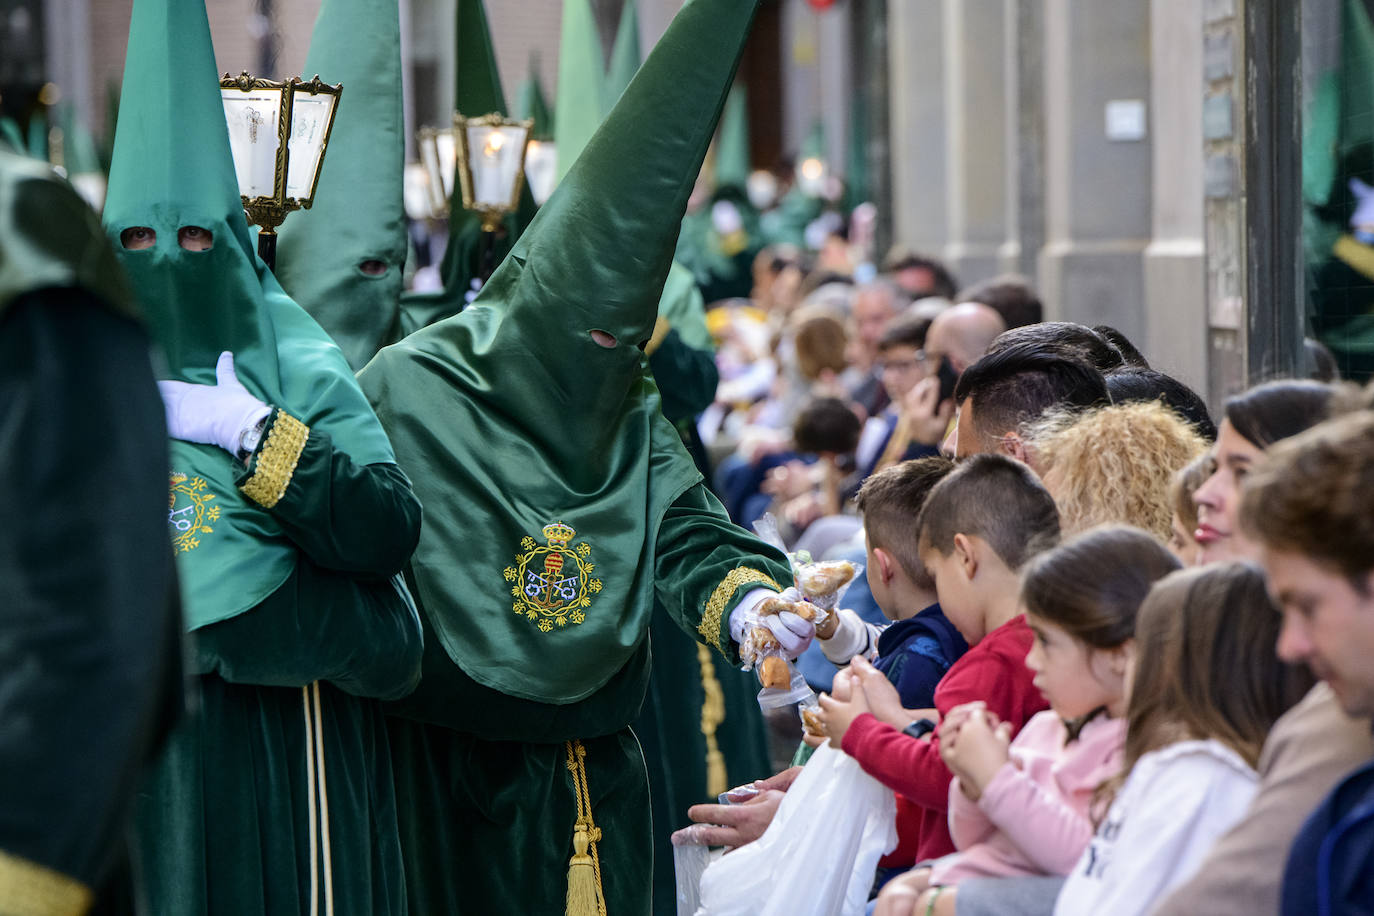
left=818, top=453, right=1055, bottom=868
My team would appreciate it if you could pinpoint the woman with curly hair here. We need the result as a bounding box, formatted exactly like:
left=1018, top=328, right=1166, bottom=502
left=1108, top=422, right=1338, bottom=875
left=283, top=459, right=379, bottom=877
left=1026, top=401, right=1207, bottom=542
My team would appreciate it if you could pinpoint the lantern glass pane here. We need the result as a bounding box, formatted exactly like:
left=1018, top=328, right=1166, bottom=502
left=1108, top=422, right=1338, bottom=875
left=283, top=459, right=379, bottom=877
left=222, top=88, right=282, bottom=198
left=435, top=129, right=457, bottom=200
left=524, top=139, right=557, bottom=205
left=403, top=163, right=434, bottom=220
left=465, top=123, right=528, bottom=209
left=286, top=91, right=336, bottom=200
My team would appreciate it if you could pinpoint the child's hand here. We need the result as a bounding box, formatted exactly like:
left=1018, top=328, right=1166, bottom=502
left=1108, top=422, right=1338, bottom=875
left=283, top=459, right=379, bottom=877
left=936, top=701, right=989, bottom=741
left=873, top=867, right=933, bottom=916
left=939, top=709, right=1011, bottom=802
left=848, top=655, right=908, bottom=728
left=817, top=672, right=869, bottom=749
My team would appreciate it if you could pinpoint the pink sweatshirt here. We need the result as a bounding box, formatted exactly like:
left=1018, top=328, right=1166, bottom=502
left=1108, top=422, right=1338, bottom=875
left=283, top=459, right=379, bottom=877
left=929, top=709, right=1125, bottom=886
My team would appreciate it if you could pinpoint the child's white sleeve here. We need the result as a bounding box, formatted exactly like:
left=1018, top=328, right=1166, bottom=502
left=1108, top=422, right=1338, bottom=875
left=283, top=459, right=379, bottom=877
left=818, top=608, right=881, bottom=665
left=1054, top=742, right=1258, bottom=916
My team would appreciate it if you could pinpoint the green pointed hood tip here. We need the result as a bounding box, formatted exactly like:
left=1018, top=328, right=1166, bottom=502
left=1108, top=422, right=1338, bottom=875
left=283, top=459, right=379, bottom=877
left=441, top=0, right=511, bottom=254
left=495, top=0, right=760, bottom=350
left=714, top=84, right=751, bottom=192
left=553, top=0, right=605, bottom=183
left=602, top=0, right=642, bottom=115
left=103, top=0, right=254, bottom=265
left=275, top=0, right=408, bottom=370
left=515, top=52, right=555, bottom=141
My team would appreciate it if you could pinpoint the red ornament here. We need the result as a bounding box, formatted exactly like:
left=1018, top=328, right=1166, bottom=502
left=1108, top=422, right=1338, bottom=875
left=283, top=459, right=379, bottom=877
left=807, top=0, right=836, bottom=9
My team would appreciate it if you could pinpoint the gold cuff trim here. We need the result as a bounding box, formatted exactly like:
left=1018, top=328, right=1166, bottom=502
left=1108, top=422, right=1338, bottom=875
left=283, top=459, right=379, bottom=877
left=239, top=411, right=310, bottom=509
left=698, top=567, right=783, bottom=654
left=0, top=849, right=93, bottom=916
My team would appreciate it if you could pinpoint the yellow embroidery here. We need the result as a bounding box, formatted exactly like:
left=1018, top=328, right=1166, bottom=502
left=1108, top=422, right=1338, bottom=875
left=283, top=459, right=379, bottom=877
left=0, top=848, right=93, bottom=916
left=698, top=567, right=782, bottom=653
left=168, top=472, right=219, bottom=553
left=504, top=522, right=601, bottom=631
left=239, top=412, right=309, bottom=508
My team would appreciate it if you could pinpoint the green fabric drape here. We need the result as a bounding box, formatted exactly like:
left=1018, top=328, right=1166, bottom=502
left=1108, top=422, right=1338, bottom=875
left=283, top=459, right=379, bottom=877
left=0, top=151, right=132, bottom=319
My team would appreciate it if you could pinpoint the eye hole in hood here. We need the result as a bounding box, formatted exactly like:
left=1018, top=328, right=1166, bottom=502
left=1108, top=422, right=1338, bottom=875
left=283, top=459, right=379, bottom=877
left=590, top=329, right=618, bottom=349
left=120, top=226, right=156, bottom=249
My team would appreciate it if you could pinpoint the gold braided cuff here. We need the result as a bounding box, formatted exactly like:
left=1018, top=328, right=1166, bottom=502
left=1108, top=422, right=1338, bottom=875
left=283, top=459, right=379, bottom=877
left=0, top=849, right=93, bottom=916
left=698, top=567, right=782, bottom=655
left=239, top=410, right=310, bottom=509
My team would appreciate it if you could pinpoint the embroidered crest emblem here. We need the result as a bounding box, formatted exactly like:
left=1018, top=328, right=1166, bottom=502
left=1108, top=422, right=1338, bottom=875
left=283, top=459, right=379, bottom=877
left=503, top=522, right=602, bottom=632
left=168, top=472, right=219, bottom=553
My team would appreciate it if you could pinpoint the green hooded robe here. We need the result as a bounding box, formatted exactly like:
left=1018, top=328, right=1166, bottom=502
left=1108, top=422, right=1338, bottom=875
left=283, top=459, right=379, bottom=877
left=0, top=149, right=182, bottom=916
left=359, top=0, right=788, bottom=910
left=274, top=0, right=409, bottom=371
left=103, top=1, right=423, bottom=912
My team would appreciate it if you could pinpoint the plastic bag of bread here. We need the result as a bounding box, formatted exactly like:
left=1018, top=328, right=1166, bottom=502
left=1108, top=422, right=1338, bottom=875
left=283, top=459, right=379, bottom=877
left=739, top=622, right=814, bottom=708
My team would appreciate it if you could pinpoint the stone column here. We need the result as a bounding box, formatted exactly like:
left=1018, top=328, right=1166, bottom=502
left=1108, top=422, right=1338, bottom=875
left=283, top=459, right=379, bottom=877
left=1037, top=0, right=1152, bottom=343
left=887, top=0, right=947, bottom=256
left=1142, top=0, right=1207, bottom=392
left=941, top=0, right=1012, bottom=287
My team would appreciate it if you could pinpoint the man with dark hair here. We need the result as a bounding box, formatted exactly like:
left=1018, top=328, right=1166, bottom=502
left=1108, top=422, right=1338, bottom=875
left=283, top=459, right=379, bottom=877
left=1105, top=366, right=1216, bottom=441
left=984, top=321, right=1125, bottom=373
left=948, top=341, right=1109, bottom=460
left=883, top=247, right=960, bottom=301
left=956, top=274, right=1043, bottom=329
left=850, top=312, right=938, bottom=483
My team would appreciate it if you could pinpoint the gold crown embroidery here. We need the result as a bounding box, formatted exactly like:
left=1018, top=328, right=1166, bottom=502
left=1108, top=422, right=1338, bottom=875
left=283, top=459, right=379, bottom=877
left=503, top=522, right=602, bottom=632
left=168, top=472, right=220, bottom=553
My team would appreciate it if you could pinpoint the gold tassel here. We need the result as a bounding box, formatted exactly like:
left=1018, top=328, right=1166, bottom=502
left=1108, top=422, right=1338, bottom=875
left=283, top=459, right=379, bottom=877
left=697, top=644, right=729, bottom=798
left=565, top=741, right=608, bottom=916
left=565, top=822, right=600, bottom=916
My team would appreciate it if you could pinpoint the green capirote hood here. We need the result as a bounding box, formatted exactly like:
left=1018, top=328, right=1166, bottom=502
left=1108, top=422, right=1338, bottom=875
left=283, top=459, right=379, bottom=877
left=360, top=0, right=762, bottom=704
left=104, top=0, right=396, bottom=631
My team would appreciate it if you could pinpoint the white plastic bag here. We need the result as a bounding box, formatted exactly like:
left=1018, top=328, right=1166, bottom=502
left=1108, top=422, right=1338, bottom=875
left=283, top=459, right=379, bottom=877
left=695, top=744, right=897, bottom=916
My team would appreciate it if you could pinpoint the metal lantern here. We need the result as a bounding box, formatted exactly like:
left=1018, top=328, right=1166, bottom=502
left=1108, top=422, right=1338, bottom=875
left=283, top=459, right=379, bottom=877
left=220, top=70, right=342, bottom=269
left=453, top=112, right=532, bottom=231
left=416, top=125, right=457, bottom=218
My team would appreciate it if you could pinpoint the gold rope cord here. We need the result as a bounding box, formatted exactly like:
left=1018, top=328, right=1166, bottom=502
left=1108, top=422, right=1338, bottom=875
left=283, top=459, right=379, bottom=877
left=240, top=412, right=310, bottom=508
left=301, top=687, right=319, bottom=916
left=696, top=643, right=728, bottom=798
left=564, top=740, right=607, bottom=916
left=698, top=567, right=783, bottom=653
left=0, top=849, right=92, bottom=916
left=311, top=682, right=335, bottom=916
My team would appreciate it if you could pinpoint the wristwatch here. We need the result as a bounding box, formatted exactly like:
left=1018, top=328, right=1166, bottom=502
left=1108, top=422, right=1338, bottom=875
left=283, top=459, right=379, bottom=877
left=901, top=718, right=937, bottom=740
left=236, top=413, right=270, bottom=462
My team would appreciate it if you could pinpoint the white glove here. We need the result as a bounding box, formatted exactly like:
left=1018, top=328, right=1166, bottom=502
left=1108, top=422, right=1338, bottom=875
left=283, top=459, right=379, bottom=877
left=158, top=351, right=271, bottom=455
left=728, top=587, right=816, bottom=660
left=1352, top=177, right=1374, bottom=230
